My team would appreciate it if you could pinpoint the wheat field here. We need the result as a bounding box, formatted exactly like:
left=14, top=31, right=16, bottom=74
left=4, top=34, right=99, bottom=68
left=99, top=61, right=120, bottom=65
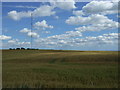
left=2, top=50, right=118, bottom=88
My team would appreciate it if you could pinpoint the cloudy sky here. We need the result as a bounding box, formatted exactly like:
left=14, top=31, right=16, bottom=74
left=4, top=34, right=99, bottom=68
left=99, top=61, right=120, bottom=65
left=1, top=0, right=120, bottom=50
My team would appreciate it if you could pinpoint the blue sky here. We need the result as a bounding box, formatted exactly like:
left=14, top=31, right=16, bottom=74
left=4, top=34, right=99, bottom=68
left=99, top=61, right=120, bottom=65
left=1, top=1, right=119, bottom=50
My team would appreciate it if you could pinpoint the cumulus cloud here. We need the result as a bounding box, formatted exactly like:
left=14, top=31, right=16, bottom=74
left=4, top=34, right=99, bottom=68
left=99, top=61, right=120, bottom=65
left=66, top=14, right=118, bottom=25
left=82, top=1, right=118, bottom=15
left=3, top=5, right=37, bottom=9
left=84, top=33, right=119, bottom=45
left=8, top=0, right=76, bottom=21
left=43, top=31, right=51, bottom=34
left=50, top=0, right=76, bottom=10
left=8, top=40, right=16, bottom=44
left=27, top=32, right=39, bottom=38
left=33, top=5, right=55, bottom=17
left=75, top=22, right=118, bottom=32
left=8, top=11, right=31, bottom=21
left=35, top=32, right=119, bottom=49
left=20, top=28, right=39, bottom=38
left=19, top=21, right=52, bottom=37
left=35, top=29, right=83, bottom=48
left=5, top=1, right=119, bottom=50
left=47, top=30, right=82, bottom=40
left=66, top=13, right=119, bottom=32
left=54, top=16, right=59, bottom=19
left=8, top=5, right=55, bottom=20
left=34, top=29, right=83, bottom=48
left=117, top=15, right=120, bottom=18
left=20, top=28, right=31, bottom=33
left=0, top=35, right=12, bottom=40
left=73, top=10, right=85, bottom=16
left=8, top=39, right=30, bottom=47
left=34, top=20, right=54, bottom=30
left=8, top=39, right=19, bottom=44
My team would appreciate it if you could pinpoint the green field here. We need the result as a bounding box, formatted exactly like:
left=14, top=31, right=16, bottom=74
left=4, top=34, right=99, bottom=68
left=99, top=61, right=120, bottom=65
left=2, top=50, right=118, bottom=88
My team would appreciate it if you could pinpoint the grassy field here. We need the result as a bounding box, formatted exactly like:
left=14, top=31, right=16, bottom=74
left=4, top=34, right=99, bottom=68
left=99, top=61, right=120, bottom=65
left=2, top=50, right=118, bottom=88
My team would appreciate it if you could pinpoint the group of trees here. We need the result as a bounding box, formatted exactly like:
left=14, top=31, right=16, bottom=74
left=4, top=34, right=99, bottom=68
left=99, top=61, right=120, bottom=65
left=9, top=47, right=38, bottom=50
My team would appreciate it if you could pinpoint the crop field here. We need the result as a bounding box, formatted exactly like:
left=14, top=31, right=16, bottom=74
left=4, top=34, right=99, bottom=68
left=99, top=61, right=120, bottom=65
left=2, top=50, right=119, bottom=88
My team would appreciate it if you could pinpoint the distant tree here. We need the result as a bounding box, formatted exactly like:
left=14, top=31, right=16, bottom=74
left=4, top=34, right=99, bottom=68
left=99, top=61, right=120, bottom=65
left=9, top=48, right=12, bottom=50
left=16, top=48, right=20, bottom=50
left=21, top=47, right=25, bottom=50
left=27, top=48, right=30, bottom=50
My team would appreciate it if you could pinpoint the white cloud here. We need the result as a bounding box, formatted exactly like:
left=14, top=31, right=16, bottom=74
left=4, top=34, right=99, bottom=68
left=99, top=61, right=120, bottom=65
left=46, top=30, right=82, bottom=40
left=8, top=1, right=76, bottom=20
left=54, top=16, right=59, bottom=19
left=8, top=39, right=30, bottom=47
left=75, top=22, right=118, bottom=32
left=34, top=20, right=54, bottom=30
left=5, top=1, right=119, bottom=50
left=4, top=32, right=117, bottom=50
left=35, top=32, right=119, bottom=49
left=66, top=14, right=119, bottom=32
left=16, top=5, right=37, bottom=9
left=43, top=31, right=51, bottom=34
left=84, top=33, right=119, bottom=45
left=73, top=10, right=84, bottom=16
left=27, top=32, right=39, bottom=38
left=20, top=28, right=39, bottom=38
left=34, top=29, right=83, bottom=48
left=33, top=5, right=55, bottom=17
left=20, top=28, right=31, bottom=33
left=35, top=29, right=83, bottom=48
left=50, top=0, right=76, bottom=10
left=3, top=5, right=37, bottom=9
left=8, top=5, right=55, bottom=20
left=0, top=35, right=11, bottom=40
left=117, top=15, right=120, bottom=18
left=66, top=14, right=118, bottom=25
left=82, top=1, right=118, bottom=15
left=8, top=11, right=31, bottom=21
left=65, top=30, right=82, bottom=37
left=8, top=39, right=19, bottom=44
left=8, top=0, right=76, bottom=21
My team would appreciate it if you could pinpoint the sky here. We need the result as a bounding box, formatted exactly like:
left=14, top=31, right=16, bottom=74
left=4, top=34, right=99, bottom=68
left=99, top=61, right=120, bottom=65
left=1, top=0, right=120, bottom=51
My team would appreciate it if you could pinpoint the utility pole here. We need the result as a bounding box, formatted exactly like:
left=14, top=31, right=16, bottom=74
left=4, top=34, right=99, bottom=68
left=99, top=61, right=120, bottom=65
left=31, top=13, right=33, bottom=49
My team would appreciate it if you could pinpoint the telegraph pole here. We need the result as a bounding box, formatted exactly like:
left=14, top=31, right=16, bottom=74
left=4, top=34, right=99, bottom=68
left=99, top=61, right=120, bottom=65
left=31, top=13, right=33, bottom=49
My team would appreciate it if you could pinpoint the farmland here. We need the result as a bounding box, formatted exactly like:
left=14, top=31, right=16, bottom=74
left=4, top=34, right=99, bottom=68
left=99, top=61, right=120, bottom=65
left=2, top=50, right=118, bottom=88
